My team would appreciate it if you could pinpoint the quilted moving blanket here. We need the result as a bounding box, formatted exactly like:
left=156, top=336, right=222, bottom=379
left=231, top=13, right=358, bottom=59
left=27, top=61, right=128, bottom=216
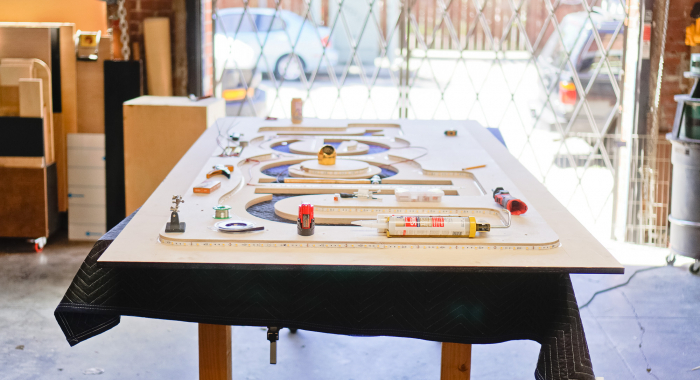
left=55, top=213, right=595, bottom=380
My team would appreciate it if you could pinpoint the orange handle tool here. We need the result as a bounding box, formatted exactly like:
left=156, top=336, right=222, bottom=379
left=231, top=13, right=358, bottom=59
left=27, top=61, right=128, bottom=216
left=206, top=165, right=234, bottom=179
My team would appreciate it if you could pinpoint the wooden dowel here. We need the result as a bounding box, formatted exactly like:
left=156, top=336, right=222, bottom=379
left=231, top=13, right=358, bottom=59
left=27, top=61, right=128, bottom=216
left=199, top=324, right=232, bottom=380
left=440, top=342, right=471, bottom=380
left=283, top=178, right=371, bottom=184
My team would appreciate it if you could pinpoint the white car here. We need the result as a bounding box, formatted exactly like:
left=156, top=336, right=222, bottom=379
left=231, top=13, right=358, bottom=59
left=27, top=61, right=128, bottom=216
left=215, top=8, right=339, bottom=81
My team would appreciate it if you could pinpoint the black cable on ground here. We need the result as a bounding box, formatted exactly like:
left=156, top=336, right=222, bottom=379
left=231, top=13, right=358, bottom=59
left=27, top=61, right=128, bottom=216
left=578, top=266, right=665, bottom=309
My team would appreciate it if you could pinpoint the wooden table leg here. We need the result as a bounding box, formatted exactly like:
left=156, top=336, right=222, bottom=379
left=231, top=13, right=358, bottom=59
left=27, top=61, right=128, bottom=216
left=440, top=342, right=471, bottom=380
left=199, top=324, right=232, bottom=380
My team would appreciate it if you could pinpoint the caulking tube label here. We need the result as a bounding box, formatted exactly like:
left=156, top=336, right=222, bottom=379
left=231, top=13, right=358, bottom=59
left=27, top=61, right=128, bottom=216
left=388, top=216, right=470, bottom=236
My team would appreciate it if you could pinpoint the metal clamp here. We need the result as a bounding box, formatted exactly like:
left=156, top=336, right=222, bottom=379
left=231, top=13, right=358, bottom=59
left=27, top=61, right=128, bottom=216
left=165, top=196, right=186, bottom=233
left=354, top=188, right=381, bottom=200
left=490, top=209, right=512, bottom=229
left=267, top=327, right=280, bottom=364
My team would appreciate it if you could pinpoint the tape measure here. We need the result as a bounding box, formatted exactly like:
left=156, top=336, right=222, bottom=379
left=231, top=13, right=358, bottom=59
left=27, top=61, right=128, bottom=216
left=215, top=220, right=263, bottom=233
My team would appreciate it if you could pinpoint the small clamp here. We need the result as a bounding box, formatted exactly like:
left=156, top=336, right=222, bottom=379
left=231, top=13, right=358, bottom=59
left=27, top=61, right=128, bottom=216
left=267, top=327, right=280, bottom=364
left=221, top=146, right=243, bottom=157
left=165, top=195, right=186, bottom=232
left=354, top=189, right=381, bottom=200
left=206, top=164, right=234, bottom=179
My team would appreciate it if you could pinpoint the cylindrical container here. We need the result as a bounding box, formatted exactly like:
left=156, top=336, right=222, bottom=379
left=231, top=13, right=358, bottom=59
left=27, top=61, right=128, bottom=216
left=683, top=101, right=700, bottom=140
left=691, top=53, right=700, bottom=75
left=291, top=98, right=303, bottom=124
left=317, top=144, right=336, bottom=165
left=387, top=216, right=477, bottom=237
left=213, top=205, right=231, bottom=219
left=669, top=138, right=700, bottom=259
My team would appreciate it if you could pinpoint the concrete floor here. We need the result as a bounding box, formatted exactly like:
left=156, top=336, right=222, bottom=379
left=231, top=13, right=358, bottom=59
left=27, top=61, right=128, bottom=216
left=1, top=232, right=699, bottom=380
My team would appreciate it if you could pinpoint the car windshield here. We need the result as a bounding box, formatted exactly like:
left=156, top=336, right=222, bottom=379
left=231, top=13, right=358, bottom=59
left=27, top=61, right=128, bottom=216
left=256, top=15, right=285, bottom=32
left=218, top=12, right=256, bottom=34
left=577, top=30, right=625, bottom=75
left=540, top=16, right=586, bottom=68
left=218, top=12, right=287, bottom=34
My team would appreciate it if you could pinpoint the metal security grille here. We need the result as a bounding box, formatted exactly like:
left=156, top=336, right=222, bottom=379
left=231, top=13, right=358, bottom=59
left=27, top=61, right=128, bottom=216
left=213, top=0, right=629, bottom=239
left=624, top=136, right=671, bottom=246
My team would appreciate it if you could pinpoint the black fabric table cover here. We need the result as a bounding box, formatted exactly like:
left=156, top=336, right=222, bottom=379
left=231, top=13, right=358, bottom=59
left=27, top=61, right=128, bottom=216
left=55, top=213, right=595, bottom=380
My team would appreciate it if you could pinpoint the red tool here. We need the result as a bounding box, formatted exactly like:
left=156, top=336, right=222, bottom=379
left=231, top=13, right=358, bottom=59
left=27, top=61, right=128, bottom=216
left=297, top=203, right=315, bottom=236
left=493, top=187, right=528, bottom=215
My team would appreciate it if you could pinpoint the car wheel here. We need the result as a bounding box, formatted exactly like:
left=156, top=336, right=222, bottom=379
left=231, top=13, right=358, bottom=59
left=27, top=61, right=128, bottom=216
left=274, top=54, right=305, bottom=81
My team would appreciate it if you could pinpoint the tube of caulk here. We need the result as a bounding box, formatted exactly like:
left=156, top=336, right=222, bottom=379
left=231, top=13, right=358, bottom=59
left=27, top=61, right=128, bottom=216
left=351, top=215, right=490, bottom=238
left=352, top=220, right=388, bottom=229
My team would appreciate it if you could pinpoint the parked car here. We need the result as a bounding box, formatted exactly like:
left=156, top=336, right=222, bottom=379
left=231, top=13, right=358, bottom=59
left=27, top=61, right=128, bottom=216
left=215, top=8, right=339, bottom=81
left=532, top=10, right=624, bottom=137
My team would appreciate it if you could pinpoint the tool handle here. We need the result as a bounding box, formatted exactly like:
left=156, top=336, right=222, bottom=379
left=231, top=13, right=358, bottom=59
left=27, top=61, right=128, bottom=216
left=493, top=187, right=528, bottom=215
left=206, top=165, right=233, bottom=179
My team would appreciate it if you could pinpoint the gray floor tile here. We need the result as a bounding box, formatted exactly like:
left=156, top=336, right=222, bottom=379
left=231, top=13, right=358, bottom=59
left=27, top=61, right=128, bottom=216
left=592, top=316, right=700, bottom=380
left=579, top=308, right=637, bottom=379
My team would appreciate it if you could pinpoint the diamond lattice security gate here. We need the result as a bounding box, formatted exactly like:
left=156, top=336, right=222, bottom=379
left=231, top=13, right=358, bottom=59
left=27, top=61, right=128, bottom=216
left=212, top=0, right=630, bottom=241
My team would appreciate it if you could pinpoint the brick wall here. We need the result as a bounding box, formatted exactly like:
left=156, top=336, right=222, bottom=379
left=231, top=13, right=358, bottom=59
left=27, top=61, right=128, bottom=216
left=122, top=0, right=174, bottom=64
left=651, top=0, right=694, bottom=244
left=658, top=0, right=694, bottom=132
left=203, top=0, right=213, bottom=96
left=109, top=0, right=213, bottom=96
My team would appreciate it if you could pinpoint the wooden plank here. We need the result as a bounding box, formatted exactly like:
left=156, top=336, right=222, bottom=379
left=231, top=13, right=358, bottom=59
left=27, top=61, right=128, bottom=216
left=0, top=63, right=32, bottom=116
left=123, top=96, right=225, bottom=215
left=59, top=25, right=77, bottom=134
left=0, top=85, right=19, bottom=116
left=0, top=27, right=52, bottom=68
left=58, top=24, right=77, bottom=213
left=98, top=118, right=623, bottom=274
left=3, top=58, right=55, bottom=163
left=198, top=324, right=232, bottom=380
left=76, top=35, right=112, bottom=133
left=19, top=78, right=43, bottom=117
left=0, top=7, right=107, bottom=33
left=143, top=18, right=173, bottom=96
left=0, top=156, right=45, bottom=168
left=0, top=166, right=48, bottom=237
left=54, top=113, right=67, bottom=212
left=0, top=63, right=32, bottom=86
left=35, top=60, right=53, bottom=164
left=440, top=343, right=471, bottom=380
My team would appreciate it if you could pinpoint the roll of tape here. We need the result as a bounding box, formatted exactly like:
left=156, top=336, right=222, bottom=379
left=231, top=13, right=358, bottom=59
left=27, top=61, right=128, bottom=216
left=215, top=220, right=257, bottom=232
